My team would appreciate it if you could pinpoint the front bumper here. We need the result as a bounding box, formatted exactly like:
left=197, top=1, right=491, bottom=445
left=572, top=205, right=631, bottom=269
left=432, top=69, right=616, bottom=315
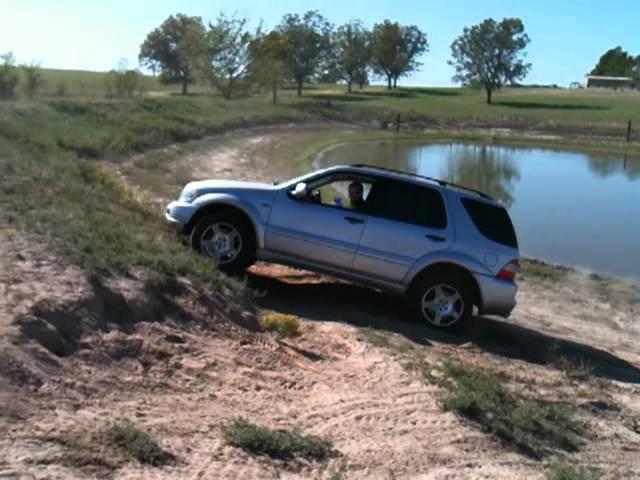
left=474, top=273, right=518, bottom=317
left=164, top=200, right=197, bottom=232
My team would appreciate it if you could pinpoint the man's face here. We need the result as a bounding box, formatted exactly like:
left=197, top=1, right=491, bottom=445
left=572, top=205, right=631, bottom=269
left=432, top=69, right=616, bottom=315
left=349, top=184, right=363, bottom=204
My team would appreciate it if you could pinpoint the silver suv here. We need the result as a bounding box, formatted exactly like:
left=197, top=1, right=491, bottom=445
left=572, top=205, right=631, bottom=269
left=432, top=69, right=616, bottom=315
left=165, top=165, right=519, bottom=330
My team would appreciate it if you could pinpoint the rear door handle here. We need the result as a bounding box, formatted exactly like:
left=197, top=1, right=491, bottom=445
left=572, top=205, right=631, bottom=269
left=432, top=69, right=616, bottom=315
left=344, top=216, right=365, bottom=224
left=426, top=234, right=446, bottom=242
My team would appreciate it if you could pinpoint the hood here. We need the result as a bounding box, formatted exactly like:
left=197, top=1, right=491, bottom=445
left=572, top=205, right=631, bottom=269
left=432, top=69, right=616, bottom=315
left=187, top=179, right=275, bottom=191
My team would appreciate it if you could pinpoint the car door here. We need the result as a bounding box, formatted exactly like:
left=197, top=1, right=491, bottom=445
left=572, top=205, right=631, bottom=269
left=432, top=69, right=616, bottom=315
left=353, top=179, right=453, bottom=283
left=265, top=175, right=368, bottom=269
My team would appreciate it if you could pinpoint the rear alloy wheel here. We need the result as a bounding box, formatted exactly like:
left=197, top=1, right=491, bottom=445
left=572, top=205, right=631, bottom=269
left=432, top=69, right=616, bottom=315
left=410, top=273, right=472, bottom=331
left=190, top=214, right=255, bottom=273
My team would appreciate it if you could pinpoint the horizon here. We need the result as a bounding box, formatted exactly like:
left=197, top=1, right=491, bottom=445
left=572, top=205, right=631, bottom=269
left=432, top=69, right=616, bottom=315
left=2, top=0, right=640, bottom=87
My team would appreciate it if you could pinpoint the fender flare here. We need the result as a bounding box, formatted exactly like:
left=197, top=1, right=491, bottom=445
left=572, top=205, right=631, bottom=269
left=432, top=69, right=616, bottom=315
left=403, top=251, right=492, bottom=287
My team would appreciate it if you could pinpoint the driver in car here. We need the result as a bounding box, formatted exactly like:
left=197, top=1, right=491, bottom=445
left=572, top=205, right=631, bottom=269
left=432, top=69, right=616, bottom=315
left=348, top=181, right=366, bottom=210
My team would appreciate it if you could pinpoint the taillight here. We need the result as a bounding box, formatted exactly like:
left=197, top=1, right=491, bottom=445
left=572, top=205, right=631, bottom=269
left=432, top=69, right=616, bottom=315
left=497, top=260, right=520, bottom=282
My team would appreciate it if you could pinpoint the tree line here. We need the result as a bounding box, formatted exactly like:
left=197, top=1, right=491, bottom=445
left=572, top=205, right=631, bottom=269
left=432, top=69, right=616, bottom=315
left=590, top=46, right=640, bottom=80
left=139, top=11, right=532, bottom=104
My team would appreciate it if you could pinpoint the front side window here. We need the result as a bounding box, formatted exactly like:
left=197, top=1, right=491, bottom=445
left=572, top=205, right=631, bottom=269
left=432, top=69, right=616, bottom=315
left=299, top=174, right=376, bottom=211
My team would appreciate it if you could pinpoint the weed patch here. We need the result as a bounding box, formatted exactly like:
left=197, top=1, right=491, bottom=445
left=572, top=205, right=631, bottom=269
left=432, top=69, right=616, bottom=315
left=222, top=419, right=335, bottom=461
left=441, top=362, right=584, bottom=458
left=107, top=421, right=173, bottom=466
left=546, top=463, right=600, bottom=480
left=260, top=312, right=301, bottom=338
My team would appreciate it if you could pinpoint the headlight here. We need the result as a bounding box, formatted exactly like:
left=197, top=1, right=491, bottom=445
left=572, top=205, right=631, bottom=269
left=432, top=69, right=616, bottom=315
left=180, top=188, right=200, bottom=203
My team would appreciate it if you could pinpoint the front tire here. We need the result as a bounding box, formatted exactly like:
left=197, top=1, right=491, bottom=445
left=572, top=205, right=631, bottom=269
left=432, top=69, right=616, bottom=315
left=408, top=272, right=472, bottom=331
left=190, top=213, right=255, bottom=274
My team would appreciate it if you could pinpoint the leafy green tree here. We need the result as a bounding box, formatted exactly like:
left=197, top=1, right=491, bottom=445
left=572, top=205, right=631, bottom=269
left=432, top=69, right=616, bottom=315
left=139, top=14, right=206, bottom=95
left=449, top=18, right=531, bottom=104
left=0, top=52, right=19, bottom=100
left=21, top=63, right=44, bottom=98
left=371, top=20, right=428, bottom=90
left=590, top=46, right=639, bottom=77
left=277, top=10, right=333, bottom=96
left=249, top=31, right=289, bottom=104
left=334, top=21, right=371, bottom=92
left=203, top=15, right=255, bottom=100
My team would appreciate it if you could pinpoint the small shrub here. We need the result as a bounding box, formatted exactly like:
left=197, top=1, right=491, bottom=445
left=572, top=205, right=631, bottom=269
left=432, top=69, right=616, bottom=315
left=546, top=463, right=600, bottom=480
left=22, top=63, right=44, bottom=98
left=105, top=69, right=140, bottom=98
left=552, top=354, right=593, bottom=381
left=0, top=52, right=19, bottom=100
left=222, top=419, right=335, bottom=461
left=261, top=312, right=301, bottom=338
left=55, top=80, right=67, bottom=97
left=107, top=421, right=172, bottom=466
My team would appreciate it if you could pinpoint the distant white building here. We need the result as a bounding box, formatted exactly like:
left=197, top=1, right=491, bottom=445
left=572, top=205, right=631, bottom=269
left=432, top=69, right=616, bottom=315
left=581, top=75, right=635, bottom=89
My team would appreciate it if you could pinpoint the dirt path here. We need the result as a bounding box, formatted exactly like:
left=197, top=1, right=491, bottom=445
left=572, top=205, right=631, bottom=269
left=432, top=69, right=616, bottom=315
left=1, top=126, right=640, bottom=479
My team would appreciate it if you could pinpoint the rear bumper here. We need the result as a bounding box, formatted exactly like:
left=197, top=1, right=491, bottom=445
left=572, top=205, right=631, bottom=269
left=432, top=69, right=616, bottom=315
left=165, top=201, right=197, bottom=232
left=474, top=273, right=517, bottom=317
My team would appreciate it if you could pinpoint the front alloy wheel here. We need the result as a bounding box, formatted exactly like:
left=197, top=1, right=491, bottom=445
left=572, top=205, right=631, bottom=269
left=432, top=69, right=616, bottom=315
left=199, top=222, right=243, bottom=266
left=190, top=213, right=255, bottom=273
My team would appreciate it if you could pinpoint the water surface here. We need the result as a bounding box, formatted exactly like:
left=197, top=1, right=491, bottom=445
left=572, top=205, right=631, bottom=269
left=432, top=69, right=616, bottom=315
left=320, top=141, right=640, bottom=281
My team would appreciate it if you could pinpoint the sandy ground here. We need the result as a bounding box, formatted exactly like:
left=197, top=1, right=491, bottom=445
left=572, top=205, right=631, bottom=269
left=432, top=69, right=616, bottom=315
left=1, top=126, right=640, bottom=479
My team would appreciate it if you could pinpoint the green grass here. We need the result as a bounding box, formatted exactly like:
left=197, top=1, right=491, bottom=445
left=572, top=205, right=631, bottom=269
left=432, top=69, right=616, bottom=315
left=440, top=362, right=584, bottom=458
left=222, top=419, right=335, bottom=461
left=108, top=421, right=173, bottom=466
left=546, top=463, right=601, bottom=480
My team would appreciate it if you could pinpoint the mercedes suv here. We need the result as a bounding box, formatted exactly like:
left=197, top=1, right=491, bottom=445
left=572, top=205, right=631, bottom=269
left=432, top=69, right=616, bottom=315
left=165, top=164, right=520, bottom=330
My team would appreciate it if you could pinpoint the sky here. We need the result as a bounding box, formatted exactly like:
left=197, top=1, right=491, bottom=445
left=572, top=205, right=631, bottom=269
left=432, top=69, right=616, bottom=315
left=1, top=0, right=639, bottom=87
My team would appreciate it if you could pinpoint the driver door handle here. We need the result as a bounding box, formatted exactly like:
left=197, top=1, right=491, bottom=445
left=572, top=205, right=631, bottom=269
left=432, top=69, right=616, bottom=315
left=344, top=216, right=365, bottom=224
left=426, top=234, right=446, bottom=242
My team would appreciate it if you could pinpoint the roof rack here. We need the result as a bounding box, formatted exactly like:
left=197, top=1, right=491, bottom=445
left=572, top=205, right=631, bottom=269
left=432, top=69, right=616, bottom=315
left=349, top=164, right=493, bottom=200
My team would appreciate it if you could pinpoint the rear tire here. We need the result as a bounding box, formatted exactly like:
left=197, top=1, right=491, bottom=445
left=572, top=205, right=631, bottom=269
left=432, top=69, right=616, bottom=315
left=408, top=272, right=472, bottom=332
left=190, top=213, right=255, bottom=274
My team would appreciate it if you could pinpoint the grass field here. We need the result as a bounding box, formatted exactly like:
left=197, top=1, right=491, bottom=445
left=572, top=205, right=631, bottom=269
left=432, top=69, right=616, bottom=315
left=17, top=68, right=640, bottom=130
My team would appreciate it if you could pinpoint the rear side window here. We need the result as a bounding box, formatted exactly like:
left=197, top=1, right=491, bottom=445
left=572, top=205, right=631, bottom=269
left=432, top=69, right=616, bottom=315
left=462, top=198, right=518, bottom=248
left=366, top=180, right=447, bottom=229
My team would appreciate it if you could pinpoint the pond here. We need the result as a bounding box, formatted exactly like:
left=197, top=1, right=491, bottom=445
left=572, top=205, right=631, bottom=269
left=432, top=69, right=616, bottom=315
left=318, top=141, right=640, bottom=281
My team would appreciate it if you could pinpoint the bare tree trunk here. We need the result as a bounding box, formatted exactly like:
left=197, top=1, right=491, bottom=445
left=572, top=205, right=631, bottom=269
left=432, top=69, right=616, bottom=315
left=272, top=82, right=277, bottom=104
left=393, top=76, right=397, bottom=88
left=358, top=81, right=364, bottom=90
left=181, top=77, right=188, bottom=95
left=485, top=86, right=493, bottom=104
left=387, top=74, right=392, bottom=90
left=347, top=80, right=352, bottom=93
left=297, top=78, right=303, bottom=97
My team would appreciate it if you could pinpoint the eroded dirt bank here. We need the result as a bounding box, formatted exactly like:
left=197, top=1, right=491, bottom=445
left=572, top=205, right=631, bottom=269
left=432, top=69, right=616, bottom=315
left=1, top=125, right=639, bottom=479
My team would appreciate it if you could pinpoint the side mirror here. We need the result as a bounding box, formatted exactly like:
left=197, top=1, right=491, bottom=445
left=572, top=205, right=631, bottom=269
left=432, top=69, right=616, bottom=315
left=291, top=182, right=308, bottom=200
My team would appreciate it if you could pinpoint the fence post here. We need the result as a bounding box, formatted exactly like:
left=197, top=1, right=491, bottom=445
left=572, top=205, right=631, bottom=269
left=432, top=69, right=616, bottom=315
left=627, top=120, right=632, bottom=142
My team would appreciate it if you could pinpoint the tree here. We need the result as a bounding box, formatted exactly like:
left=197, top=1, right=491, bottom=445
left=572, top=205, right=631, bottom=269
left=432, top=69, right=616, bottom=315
left=371, top=20, right=428, bottom=90
left=0, top=52, right=19, bottom=100
left=139, top=14, right=205, bottom=95
left=277, top=10, right=333, bottom=96
left=334, top=21, right=371, bottom=92
left=21, top=63, right=44, bottom=98
left=203, top=15, right=255, bottom=100
left=590, top=46, right=639, bottom=77
left=449, top=18, right=531, bottom=104
left=249, top=31, right=289, bottom=104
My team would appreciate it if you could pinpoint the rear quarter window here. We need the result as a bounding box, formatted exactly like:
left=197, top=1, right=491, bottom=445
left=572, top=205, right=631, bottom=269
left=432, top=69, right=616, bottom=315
left=461, top=198, right=518, bottom=249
